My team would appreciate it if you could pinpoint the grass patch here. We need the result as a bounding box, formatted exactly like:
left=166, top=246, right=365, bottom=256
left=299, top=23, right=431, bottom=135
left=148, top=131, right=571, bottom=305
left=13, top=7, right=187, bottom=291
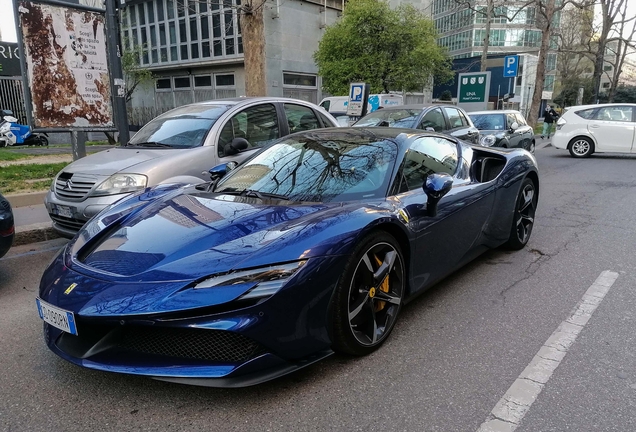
left=0, top=149, right=33, bottom=161
left=0, top=162, right=68, bottom=194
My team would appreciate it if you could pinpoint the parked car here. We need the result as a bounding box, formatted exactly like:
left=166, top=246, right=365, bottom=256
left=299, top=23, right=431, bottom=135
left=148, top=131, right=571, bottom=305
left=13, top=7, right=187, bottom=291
left=552, top=103, right=636, bottom=157
left=0, top=192, right=15, bottom=258
left=468, top=110, right=535, bottom=153
left=36, top=127, right=539, bottom=387
left=44, top=97, right=339, bottom=238
left=352, top=104, right=481, bottom=144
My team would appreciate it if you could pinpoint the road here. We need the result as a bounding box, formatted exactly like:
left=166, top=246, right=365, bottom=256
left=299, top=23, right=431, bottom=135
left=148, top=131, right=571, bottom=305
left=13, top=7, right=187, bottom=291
left=1, top=144, right=635, bottom=432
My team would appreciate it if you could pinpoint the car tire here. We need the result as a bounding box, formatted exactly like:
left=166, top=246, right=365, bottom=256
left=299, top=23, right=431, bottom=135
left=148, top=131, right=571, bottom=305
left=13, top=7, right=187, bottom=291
left=330, top=231, right=405, bottom=356
left=39, top=136, right=49, bottom=147
left=568, top=137, right=594, bottom=158
left=528, top=140, right=535, bottom=154
left=502, top=177, right=537, bottom=251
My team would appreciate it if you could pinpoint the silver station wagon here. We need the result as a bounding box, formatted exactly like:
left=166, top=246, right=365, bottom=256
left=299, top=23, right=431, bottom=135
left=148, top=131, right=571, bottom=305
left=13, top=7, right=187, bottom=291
left=45, top=97, right=339, bottom=237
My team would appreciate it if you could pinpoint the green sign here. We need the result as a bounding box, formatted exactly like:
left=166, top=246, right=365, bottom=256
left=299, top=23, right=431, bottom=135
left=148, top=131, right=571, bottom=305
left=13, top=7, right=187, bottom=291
left=458, top=73, right=488, bottom=103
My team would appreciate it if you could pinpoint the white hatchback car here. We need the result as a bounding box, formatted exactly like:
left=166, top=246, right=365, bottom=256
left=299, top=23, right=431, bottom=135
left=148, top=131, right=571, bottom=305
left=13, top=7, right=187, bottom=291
left=552, top=103, right=636, bottom=157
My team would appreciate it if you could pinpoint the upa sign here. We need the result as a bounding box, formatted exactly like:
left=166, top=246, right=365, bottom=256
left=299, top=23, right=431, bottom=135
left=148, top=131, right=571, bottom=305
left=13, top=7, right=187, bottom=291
left=457, top=72, right=491, bottom=112
left=346, top=82, right=370, bottom=117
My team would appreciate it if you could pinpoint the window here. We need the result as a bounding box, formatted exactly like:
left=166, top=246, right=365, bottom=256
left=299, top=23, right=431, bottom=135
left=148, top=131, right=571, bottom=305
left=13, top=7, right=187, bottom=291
left=283, top=74, right=317, bottom=87
left=575, top=108, right=596, bottom=119
left=174, top=77, right=191, bottom=88
left=156, top=78, right=171, bottom=89
left=418, top=108, right=445, bottom=132
left=284, top=104, right=320, bottom=133
left=443, top=107, right=463, bottom=128
left=604, top=65, right=613, bottom=71
left=594, top=106, right=632, bottom=122
left=216, top=74, right=235, bottom=86
left=218, top=104, right=279, bottom=157
left=514, top=113, right=527, bottom=126
left=506, top=113, right=517, bottom=128
left=194, top=75, right=212, bottom=87
left=400, top=137, right=458, bottom=192
left=602, top=82, right=610, bottom=89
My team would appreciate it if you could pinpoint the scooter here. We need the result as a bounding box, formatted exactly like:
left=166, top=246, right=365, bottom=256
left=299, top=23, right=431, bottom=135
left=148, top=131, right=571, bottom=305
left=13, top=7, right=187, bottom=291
left=0, top=110, right=48, bottom=147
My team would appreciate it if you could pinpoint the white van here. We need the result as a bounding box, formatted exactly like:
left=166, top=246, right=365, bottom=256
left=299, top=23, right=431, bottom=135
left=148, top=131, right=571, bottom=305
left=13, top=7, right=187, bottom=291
left=319, top=94, right=404, bottom=126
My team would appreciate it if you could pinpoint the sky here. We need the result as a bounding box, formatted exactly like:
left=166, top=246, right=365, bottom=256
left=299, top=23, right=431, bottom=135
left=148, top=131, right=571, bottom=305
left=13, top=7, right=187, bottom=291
left=0, top=0, right=17, bottom=42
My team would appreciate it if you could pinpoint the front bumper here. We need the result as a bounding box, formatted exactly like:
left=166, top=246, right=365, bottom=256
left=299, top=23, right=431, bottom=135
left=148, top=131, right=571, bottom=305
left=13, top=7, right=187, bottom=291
left=44, top=190, right=132, bottom=237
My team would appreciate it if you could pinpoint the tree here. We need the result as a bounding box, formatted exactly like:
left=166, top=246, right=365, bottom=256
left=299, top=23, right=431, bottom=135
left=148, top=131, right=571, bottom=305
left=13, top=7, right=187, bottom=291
left=314, top=0, right=452, bottom=95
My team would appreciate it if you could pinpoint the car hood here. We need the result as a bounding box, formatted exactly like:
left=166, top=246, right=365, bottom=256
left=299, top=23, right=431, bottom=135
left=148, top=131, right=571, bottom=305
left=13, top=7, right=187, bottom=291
left=41, top=188, right=380, bottom=316
left=61, top=147, right=179, bottom=176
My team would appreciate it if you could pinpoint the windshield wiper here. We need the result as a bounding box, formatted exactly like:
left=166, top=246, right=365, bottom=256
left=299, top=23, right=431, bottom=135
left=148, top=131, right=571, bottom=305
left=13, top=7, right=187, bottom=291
left=220, top=189, right=290, bottom=201
left=128, top=141, right=173, bottom=148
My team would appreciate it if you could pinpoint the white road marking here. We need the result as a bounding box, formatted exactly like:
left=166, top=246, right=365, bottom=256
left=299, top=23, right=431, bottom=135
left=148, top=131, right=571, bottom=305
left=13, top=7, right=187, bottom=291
left=477, top=270, right=619, bottom=432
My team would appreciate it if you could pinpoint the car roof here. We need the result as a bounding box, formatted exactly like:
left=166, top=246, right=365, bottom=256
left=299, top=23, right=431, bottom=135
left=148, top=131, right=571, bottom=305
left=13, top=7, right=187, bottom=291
left=564, top=103, right=636, bottom=111
left=468, top=110, right=523, bottom=115
left=373, top=103, right=457, bottom=111
left=187, top=97, right=324, bottom=107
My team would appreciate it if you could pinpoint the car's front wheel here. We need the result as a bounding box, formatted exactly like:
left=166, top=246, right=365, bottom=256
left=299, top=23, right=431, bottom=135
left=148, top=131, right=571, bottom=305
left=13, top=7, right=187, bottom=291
left=568, top=137, right=594, bottom=158
left=503, top=178, right=537, bottom=250
left=331, top=231, right=405, bottom=356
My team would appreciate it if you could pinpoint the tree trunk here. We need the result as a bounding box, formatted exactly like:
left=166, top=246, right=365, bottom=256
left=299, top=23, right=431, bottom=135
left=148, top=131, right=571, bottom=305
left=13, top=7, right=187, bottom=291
left=480, top=0, right=492, bottom=72
left=240, top=3, right=267, bottom=97
left=527, top=0, right=554, bottom=128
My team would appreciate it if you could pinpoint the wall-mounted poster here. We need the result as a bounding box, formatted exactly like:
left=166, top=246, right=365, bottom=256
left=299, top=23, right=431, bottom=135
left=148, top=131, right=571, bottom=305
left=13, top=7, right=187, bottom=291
left=18, top=1, right=113, bottom=128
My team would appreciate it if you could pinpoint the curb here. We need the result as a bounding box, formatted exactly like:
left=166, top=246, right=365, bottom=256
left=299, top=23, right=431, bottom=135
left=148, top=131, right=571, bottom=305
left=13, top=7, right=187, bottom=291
left=6, top=191, right=48, bottom=208
left=14, top=223, right=61, bottom=246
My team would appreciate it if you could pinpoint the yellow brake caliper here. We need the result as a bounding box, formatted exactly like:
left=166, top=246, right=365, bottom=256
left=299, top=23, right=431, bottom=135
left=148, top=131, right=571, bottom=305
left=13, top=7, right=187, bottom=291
left=374, top=254, right=389, bottom=311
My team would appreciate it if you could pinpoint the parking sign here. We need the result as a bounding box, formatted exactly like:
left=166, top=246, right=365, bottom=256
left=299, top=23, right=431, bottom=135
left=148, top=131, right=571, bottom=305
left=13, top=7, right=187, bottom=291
left=346, top=82, right=369, bottom=116
left=503, top=55, right=519, bottom=78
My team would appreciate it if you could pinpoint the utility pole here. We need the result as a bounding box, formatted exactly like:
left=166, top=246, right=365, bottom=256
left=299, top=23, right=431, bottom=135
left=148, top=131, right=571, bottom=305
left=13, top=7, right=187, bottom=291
left=105, top=0, right=130, bottom=145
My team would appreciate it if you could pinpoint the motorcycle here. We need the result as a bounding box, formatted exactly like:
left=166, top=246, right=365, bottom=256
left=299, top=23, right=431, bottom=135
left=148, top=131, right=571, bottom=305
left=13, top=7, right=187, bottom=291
left=0, top=110, right=49, bottom=147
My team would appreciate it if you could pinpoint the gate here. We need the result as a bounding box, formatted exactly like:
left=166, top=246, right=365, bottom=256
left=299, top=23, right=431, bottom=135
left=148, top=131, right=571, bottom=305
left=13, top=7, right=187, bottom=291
left=0, top=77, right=26, bottom=123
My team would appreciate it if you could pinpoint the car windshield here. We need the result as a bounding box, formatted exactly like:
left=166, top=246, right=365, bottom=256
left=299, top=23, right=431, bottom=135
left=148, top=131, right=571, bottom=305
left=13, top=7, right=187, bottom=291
left=128, top=104, right=233, bottom=148
left=353, top=109, right=421, bottom=128
left=215, top=132, right=399, bottom=202
left=469, top=114, right=506, bottom=131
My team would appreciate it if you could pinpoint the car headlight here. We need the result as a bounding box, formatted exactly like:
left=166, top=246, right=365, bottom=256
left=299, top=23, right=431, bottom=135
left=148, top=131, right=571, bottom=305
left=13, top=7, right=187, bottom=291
left=194, top=261, right=307, bottom=301
left=480, top=134, right=497, bottom=147
left=92, top=173, right=148, bottom=196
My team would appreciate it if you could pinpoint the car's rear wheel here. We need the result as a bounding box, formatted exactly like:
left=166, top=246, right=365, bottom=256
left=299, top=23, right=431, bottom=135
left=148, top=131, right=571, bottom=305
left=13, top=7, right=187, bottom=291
left=331, top=232, right=405, bottom=356
left=568, top=137, right=594, bottom=158
left=503, top=178, right=537, bottom=250
left=528, top=140, right=535, bottom=154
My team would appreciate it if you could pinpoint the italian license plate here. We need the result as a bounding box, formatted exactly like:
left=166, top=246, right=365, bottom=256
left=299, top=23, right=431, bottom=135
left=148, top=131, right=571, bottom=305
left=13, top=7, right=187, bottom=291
left=36, top=298, right=78, bottom=335
left=52, top=204, right=74, bottom=218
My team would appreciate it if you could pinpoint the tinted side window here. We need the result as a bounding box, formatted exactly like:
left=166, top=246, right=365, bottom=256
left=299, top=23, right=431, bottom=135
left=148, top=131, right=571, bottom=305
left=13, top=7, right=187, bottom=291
left=514, top=113, right=527, bottom=126
left=285, top=104, right=320, bottom=132
left=506, top=113, right=517, bottom=128
left=443, top=107, right=464, bottom=128
left=575, top=108, right=596, bottom=119
left=593, top=106, right=633, bottom=122
left=317, top=111, right=336, bottom=128
left=401, top=136, right=458, bottom=191
left=418, top=108, right=445, bottom=132
left=218, top=104, right=279, bottom=157
left=458, top=110, right=471, bottom=127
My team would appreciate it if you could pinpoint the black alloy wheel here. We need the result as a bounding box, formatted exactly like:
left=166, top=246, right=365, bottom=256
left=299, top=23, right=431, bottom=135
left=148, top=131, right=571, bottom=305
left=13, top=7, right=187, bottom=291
left=331, top=231, right=405, bottom=356
left=503, top=178, right=537, bottom=250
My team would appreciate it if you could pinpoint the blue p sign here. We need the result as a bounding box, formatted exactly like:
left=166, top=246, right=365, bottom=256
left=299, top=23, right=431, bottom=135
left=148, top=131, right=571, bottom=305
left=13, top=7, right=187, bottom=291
left=350, top=84, right=364, bottom=102
left=503, top=55, right=519, bottom=78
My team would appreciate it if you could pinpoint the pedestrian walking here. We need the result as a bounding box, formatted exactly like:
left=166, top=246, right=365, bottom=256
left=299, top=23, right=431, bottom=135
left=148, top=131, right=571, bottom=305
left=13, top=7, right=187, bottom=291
left=542, top=105, right=559, bottom=139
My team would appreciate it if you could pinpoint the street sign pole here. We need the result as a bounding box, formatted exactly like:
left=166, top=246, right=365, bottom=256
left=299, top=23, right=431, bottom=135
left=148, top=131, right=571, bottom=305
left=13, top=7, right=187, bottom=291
left=105, top=0, right=129, bottom=145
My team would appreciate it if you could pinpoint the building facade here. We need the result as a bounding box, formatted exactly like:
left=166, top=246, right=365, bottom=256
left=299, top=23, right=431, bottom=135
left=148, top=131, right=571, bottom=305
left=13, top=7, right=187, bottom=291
left=121, top=0, right=343, bottom=123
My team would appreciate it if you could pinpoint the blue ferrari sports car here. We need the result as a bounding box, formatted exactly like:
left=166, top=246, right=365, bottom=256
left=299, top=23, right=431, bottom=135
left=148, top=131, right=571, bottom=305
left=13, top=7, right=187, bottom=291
left=37, top=128, right=539, bottom=387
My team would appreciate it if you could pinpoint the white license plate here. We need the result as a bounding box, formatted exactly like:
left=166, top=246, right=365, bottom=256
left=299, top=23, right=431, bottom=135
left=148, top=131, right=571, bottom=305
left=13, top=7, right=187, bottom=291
left=36, top=298, right=78, bottom=335
left=52, top=204, right=74, bottom=218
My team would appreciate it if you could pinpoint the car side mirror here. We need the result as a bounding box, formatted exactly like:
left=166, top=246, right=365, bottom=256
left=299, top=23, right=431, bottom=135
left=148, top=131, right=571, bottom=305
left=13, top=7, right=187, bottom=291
left=208, top=161, right=238, bottom=180
left=223, top=137, right=250, bottom=156
left=422, top=173, right=453, bottom=217
left=510, top=122, right=519, bottom=131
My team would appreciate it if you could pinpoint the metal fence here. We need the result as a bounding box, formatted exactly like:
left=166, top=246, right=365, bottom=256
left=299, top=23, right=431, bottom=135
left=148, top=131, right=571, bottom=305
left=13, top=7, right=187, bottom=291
left=0, top=77, right=26, bottom=123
